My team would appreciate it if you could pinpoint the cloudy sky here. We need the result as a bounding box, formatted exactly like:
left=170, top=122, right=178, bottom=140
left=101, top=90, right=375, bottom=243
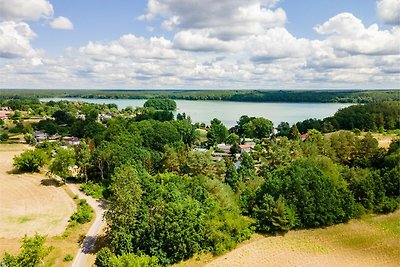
left=0, top=0, right=399, bottom=89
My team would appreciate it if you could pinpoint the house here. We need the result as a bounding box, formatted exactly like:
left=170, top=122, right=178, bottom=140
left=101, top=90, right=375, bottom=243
left=239, top=144, right=255, bottom=153
left=62, top=136, right=81, bottom=146
left=300, top=133, right=310, bottom=141
left=212, top=152, right=231, bottom=161
left=216, top=143, right=232, bottom=153
left=34, top=131, right=48, bottom=143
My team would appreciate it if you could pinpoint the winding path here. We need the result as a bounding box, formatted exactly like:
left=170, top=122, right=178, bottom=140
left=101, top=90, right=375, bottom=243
left=66, top=182, right=107, bottom=267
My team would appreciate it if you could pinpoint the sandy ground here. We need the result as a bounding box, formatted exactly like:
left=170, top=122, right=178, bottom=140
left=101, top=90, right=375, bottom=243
left=0, top=144, right=75, bottom=238
left=206, top=212, right=400, bottom=267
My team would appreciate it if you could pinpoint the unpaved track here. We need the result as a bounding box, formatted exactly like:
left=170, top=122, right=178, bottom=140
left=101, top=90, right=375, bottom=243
left=67, top=182, right=106, bottom=267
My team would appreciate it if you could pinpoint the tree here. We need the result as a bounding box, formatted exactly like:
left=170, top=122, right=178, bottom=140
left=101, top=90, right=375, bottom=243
left=206, top=118, right=228, bottom=146
left=0, top=133, right=9, bottom=142
left=224, top=158, right=239, bottom=190
left=75, top=140, right=91, bottom=182
left=105, top=165, right=143, bottom=255
left=1, top=234, right=51, bottom=267
left=24, top=133, right=34, bottom=144
left=243, top=117, right=273, bottom=139
left=143, top=98, right=177, bottom=111
left=256, top=158, right=355, bottom=229
left=277, top=122, right=290, bottom=137
left=49, top=148, right=76, bottom=182
left=226, top=133, right=240, bottom=145
left=288, top=124, right=301, bottom=140
left=13, top=149, right=48, bottom=173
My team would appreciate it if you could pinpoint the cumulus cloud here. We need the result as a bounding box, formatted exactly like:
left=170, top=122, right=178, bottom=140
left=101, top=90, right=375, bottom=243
left=50, top=16, right=73, bottom=30
left=315, top=12, right=400, bottom=55
left=377, top=0, right=400, bottom=25
left=142, top=0, right=286, bottom=40
left=0, top=21, right=37, bottom=58
left=0, top=0, right=53, bottom=21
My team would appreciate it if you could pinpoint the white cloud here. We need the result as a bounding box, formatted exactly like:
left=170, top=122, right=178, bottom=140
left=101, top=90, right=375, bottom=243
left=50, top=16, right=73, bottom=30
left=315, top=12, right=400, bottom=55
left=142, top=0, right=286, bottom=40
left=377, top=0, right=400, bottom=25
left=173, top=30, right=230, bottom=51
left=0, top=0, right=53, bottom=21
left=0, top=21, right=37, bottom=58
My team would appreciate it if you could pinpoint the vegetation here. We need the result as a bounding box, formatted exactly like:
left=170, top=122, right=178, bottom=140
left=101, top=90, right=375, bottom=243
left=13, top=149, right=48, bottom=172
left=69, top=199, right=93, bottom=225
left=143, top=98, right=177, bottom=110
left=0, top=234, right=52, bottom=267
left=1, top=89, right=400, bottom=103
left=1, top=93, right=399, bottom=266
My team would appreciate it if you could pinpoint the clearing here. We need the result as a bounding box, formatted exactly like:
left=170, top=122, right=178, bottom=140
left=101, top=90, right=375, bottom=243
left=0, top=144, right=75, bottom=239
left=202, top=211, right=400, bottom=267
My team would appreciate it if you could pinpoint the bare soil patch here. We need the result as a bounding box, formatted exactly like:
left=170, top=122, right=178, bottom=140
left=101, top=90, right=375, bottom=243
left=0, top=144, right=75, bottom=239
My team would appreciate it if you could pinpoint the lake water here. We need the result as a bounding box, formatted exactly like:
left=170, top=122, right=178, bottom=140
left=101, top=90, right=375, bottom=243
left=41, top=98, right=353, bottom=128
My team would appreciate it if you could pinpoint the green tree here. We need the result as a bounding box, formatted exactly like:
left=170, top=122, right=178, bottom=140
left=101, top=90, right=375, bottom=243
left=75, top=140, right=91, bottom=182
left=105, top=165, right=143, bottom=254
left=24, top=133, right=34, bottom=144
left=226, top=133, right=240, bottom=145
left=207, top=118, right=228, bottom=146
left=13, top=149, right=48, bottom=173
left=277, top=122, right=290, bottom=137
left=244, top=117, right=273, bottom=139
left=49, top=148, right=76, bottom=182
left=1, top=234, right=51, bottom=267
left=288, top=124, right=301, bottom=140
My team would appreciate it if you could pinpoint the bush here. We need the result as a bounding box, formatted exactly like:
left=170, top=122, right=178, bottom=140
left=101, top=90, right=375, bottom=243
left=63, top=254, right=73, bottom=262
left=13, top=149, right=48, bottom=172
left=0, top=133, right=9, bottom=142
left=95, top=247, right=160, bottom=267
left=80, top=181, right=105, bottom=199
left=70, top=199, right=93, bottom=224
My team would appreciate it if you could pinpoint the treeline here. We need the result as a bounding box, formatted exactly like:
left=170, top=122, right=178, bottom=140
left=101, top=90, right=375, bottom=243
left=295, top=102, right=400, bottom=134
left=1, top=89, right=400, bottom=103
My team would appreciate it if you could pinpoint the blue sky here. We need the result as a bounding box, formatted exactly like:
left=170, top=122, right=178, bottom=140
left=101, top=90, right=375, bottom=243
left=0, top=0, right=399, bottom=89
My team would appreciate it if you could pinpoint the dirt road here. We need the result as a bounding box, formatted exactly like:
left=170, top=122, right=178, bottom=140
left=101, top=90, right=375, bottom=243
left=66, top=182, right=106, bottom=267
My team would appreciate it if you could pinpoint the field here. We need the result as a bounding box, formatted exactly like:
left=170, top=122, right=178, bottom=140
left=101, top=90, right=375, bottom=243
left=0, top=144, right=75, bottom=239
left=0, top=144, right=88, bottom=266
left=200, top=211, right=400, bottom=267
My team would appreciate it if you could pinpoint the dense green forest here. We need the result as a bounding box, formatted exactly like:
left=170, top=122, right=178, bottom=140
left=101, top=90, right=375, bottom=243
left=1, top=96, right=399, bottom=266
left=1, top=89, right=399, bottom=103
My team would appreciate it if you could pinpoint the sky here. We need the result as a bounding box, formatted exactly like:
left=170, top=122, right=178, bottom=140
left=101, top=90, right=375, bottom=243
left=0, top=0, right=399, bottom=89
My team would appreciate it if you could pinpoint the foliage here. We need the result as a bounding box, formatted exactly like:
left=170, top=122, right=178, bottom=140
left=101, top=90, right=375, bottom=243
left=80, top=181, right=106, bottom=199
left=95, top=248, right=160, bottom=267
left=70, top=199, right=93, bottom=224
left=49, top=148, right=76, bottom=181
left=143, top=98, right=177, bottom=110
left=63, top=254, right=73, bottom=262
left=207, top=118, right=228, bottom=146
left=0, top=234, right=51, bottom=267
left=105, top=166, right=251, bottom=265
left=255, top=158, right=355, bottom=230
left=13, top=149, right=48, bottom=172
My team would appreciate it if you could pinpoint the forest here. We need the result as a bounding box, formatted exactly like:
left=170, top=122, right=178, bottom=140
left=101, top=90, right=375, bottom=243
left=0, top=97, right=399, bottom=266
left=0, top=89, right=400, bottom=103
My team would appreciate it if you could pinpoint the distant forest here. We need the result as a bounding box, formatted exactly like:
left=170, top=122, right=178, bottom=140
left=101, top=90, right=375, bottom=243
left=1, top=89, right=399, bottom=103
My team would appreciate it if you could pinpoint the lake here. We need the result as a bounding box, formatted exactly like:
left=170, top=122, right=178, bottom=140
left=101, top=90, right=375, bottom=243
left=41, top=98, right=353, bottom=128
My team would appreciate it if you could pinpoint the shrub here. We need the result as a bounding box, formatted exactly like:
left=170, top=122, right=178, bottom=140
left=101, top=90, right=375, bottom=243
left=70, top=199, right=93, bottom=224
left=13, top=149, right=48, bottom=172
left=80, top=181, right=105, bottom=199
left=63, top=254, right=73, bottom=262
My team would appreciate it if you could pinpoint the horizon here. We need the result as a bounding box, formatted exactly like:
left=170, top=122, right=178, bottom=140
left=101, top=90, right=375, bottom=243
left=0, top=0, right=399, bottom=89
